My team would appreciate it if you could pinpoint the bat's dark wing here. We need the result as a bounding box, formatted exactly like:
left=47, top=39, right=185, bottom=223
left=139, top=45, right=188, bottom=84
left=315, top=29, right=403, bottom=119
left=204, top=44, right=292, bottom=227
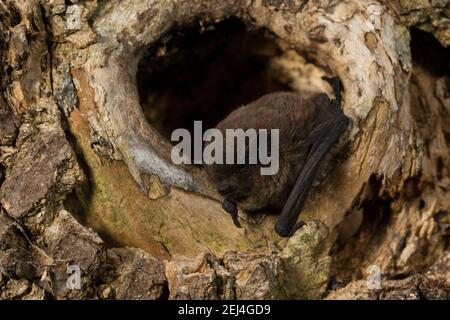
left=275, top=94, right=349, bottom=237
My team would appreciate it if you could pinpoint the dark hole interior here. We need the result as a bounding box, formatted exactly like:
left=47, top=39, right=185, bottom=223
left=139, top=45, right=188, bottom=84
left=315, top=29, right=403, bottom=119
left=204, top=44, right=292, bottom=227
left=136, top=19, right=292, bottom=141
left=410, top=28, right=450, bottom=77
left=409, top=28, right=450, bottom=146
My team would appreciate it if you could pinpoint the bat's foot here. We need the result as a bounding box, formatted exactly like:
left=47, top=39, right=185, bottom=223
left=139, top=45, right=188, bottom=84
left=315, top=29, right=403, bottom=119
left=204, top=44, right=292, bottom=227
left=222, top=199, right=241, bottom=228
left=290, top=221, right=305, bottom=236
left=275, top=220, right=305, bottom=237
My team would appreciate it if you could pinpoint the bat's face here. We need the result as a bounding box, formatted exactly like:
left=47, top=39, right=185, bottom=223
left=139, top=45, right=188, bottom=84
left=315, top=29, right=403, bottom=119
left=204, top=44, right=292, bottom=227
left=206, top=161, right=285, bottom=211
left=207, top=163, right=255, bottom=203
left=205, top=127, right=291, bottom=212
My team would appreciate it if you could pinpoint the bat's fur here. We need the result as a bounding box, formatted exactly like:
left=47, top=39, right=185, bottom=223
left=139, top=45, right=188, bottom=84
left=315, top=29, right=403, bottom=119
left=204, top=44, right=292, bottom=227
left=206, top=91, right=349, bottom=236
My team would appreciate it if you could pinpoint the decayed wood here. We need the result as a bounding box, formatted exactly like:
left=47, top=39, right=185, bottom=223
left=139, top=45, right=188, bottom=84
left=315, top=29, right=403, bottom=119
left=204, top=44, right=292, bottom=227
left=0, top=0, right=448, bottom=299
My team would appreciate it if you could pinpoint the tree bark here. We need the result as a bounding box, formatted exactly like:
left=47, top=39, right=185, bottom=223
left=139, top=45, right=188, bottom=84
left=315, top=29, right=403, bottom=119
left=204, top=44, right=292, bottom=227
left=0, top=0, right=448, bottom=299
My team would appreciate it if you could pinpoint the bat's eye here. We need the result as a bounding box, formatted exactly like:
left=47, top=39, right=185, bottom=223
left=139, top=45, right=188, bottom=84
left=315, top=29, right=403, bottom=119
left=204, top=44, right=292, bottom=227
left=218, top=183, right=234, bottom=195
left=240, top=167, right=250, bottom=175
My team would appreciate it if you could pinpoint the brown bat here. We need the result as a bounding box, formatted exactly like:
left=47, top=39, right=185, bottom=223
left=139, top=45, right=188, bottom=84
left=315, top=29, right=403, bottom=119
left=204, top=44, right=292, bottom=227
left=206, top=88, right=349, bottom=237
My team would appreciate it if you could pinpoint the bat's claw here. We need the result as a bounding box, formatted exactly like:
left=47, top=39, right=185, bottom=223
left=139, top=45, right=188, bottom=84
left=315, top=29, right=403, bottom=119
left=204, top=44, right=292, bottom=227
left=275, top=220, right=305, bottom=237
left=222, top=199, right=241, bottom=228
left=289, top=221, right=305, bottom=236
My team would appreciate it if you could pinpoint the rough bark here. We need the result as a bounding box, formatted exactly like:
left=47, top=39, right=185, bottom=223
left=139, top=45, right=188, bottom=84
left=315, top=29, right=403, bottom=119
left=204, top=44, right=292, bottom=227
left=0, top=0, right=448, bottom=299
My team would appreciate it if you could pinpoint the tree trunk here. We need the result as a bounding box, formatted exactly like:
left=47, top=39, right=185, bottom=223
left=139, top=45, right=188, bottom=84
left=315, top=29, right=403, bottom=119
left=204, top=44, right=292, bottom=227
left=0, top=0, right=448, bottom=299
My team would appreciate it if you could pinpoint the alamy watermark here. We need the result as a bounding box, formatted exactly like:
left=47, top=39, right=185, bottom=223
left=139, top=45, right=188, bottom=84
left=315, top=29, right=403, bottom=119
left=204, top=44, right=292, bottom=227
left=66, top=265, right=81, bottom=290
left=366, top=265, right=382, bottom=290
left=171, top=121, right=280, bottom=175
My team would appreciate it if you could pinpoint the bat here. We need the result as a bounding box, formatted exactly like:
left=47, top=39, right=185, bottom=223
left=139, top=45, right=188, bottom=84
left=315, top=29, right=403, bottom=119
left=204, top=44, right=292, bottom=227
left=206, top=86, right=349, bottom=237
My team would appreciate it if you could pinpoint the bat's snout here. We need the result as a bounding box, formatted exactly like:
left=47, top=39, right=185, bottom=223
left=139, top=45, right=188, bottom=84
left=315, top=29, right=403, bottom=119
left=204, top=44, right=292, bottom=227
left=218, top=183, right=235, bottom=195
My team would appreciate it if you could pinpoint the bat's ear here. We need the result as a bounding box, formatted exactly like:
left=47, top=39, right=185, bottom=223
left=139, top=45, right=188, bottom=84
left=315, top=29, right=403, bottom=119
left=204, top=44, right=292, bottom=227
left=322, top=76, right=342, bottom=103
